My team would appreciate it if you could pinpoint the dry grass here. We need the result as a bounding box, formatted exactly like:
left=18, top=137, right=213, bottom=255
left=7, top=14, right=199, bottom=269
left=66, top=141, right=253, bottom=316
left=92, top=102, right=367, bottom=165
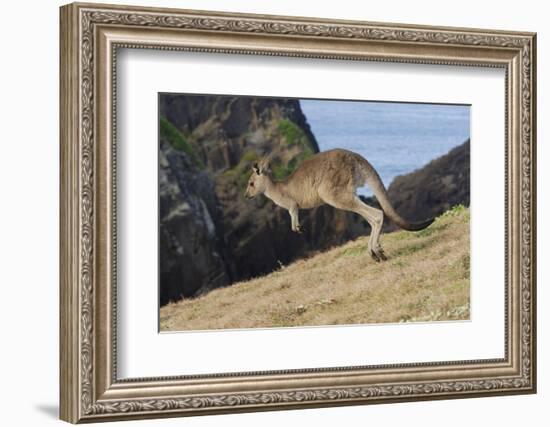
left=160, top=206, right=470, bottom=331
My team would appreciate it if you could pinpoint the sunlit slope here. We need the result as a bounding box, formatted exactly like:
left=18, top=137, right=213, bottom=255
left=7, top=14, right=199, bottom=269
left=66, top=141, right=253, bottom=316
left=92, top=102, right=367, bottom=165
left=160, top=206, right=470, bottom=331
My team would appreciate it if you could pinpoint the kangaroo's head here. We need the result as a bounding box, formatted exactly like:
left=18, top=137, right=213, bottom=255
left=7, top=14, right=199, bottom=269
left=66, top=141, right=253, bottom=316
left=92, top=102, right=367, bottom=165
left=244, top=159, right=271, bottom=199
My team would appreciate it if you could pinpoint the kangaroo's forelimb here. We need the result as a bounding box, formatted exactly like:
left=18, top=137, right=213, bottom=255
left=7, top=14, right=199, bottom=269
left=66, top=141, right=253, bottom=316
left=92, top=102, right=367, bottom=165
left=288, top=204, right=303, bottom=233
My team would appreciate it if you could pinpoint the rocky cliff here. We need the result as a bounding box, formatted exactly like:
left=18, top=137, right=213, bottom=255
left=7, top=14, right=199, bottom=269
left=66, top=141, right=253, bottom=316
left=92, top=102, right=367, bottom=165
left=159, top=94, right=368, bottom=304
left=159, top=139, right=230, bottom=304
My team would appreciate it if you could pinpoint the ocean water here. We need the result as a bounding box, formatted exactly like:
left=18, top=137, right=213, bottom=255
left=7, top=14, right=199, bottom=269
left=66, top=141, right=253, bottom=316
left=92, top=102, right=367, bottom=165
left=300, top=99, right=470, bottom=196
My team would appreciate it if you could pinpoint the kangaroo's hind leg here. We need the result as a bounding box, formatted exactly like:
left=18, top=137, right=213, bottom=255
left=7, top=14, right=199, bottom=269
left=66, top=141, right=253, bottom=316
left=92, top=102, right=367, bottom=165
left=320, top=190, right=386, bottom=261
left=350, top=196, right=386, bottom=261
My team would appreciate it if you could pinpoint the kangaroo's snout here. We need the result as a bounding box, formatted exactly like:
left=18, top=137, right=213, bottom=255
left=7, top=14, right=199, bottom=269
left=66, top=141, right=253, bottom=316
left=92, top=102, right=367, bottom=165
left=244, top=183, right=257, bottom=199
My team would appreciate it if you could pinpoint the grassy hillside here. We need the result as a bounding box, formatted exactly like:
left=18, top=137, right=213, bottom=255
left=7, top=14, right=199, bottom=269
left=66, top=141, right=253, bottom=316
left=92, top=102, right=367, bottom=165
left=160, top=206, right=470, bottom=331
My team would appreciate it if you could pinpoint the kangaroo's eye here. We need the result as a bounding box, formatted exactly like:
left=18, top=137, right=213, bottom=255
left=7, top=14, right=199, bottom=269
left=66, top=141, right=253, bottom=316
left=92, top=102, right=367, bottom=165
left=249, top=182, right=254, bottom=187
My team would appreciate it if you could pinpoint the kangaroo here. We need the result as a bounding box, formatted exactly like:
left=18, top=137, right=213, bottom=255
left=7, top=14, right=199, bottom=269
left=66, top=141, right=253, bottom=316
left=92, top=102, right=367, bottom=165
left=244, top=149, right=434, bottom=261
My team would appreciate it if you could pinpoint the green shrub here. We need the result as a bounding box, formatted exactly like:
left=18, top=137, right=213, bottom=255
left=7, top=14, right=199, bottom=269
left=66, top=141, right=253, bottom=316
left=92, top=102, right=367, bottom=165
left=160, top=117, right=204, bottom=168
left=278, top=119, right=314, bottom=155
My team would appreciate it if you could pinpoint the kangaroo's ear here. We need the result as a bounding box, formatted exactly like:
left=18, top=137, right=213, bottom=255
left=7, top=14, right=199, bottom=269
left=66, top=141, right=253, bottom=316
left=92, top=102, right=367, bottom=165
left=259, top=158, right=270, bottom=174
left=252, top=162, right=261, bottom=175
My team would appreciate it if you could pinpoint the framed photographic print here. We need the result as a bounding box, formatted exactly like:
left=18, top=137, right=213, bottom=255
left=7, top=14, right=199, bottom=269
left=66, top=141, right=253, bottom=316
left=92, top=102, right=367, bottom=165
left=59, top=2, right=537, bottom=423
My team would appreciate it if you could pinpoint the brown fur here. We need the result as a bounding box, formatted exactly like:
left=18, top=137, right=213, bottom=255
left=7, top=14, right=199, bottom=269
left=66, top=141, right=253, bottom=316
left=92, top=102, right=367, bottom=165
left=244, top=149, right=434, bottom=261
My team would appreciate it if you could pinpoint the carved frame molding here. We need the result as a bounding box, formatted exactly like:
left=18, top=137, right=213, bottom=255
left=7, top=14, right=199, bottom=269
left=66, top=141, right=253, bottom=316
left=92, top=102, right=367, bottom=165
left=60, top=2, right=536, bottom=423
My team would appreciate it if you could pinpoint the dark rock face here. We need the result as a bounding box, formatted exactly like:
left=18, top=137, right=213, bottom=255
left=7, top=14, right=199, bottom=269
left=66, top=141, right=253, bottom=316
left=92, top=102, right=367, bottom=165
left=385, top=139, right=470, bottom=225
left=159, top=94, right=368, bottom=304
left=159, top=141, right=230, bottom=304
left=160, top=95, right=319, bottom=153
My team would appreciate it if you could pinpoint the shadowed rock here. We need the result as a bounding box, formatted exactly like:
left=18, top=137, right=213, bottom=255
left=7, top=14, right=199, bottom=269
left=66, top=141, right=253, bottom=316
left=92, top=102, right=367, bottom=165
left=159, top=141, right=230, bottom=304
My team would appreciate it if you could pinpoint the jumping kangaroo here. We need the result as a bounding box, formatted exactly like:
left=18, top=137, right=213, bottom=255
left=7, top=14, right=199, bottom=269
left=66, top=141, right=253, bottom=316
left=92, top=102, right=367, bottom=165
left=244, top=149, right=434, bottom=261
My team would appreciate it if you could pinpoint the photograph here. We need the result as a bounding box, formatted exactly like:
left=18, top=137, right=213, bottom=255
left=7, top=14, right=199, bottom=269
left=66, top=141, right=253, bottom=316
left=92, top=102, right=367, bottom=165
left=158, top=93, right=471, bottom=331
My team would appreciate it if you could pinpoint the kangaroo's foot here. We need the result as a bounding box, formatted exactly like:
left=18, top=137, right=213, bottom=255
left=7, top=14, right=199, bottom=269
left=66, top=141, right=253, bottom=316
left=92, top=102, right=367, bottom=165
left=370, top=247, right=387, bottom=262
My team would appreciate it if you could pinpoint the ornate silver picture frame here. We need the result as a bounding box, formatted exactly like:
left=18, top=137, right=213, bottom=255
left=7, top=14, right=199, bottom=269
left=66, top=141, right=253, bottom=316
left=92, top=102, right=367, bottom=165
left=60, top=2, right=536, bottom=423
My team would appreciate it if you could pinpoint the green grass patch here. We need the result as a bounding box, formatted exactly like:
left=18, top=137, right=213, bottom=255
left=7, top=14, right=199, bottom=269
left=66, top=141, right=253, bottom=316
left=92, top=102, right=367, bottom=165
left=160, top=117, right=204, bottom=168
left=278, top=119, right=315, bottom=154
left=438, top=204, right=466, bottom=219
left=387, top=232, right=410, bottom=242
left=341, top=245, right=368, bottom=257
left=414, top=227, right=435, bottom=238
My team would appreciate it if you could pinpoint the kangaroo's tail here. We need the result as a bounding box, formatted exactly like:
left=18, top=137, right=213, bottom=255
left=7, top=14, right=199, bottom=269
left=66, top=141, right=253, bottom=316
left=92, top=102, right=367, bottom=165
left=359, top=157, right=434, bottom=231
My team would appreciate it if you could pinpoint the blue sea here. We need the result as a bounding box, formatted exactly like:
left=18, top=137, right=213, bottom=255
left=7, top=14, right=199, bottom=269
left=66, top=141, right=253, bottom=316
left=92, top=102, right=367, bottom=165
left=300, top=99, right=470, bottom=196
